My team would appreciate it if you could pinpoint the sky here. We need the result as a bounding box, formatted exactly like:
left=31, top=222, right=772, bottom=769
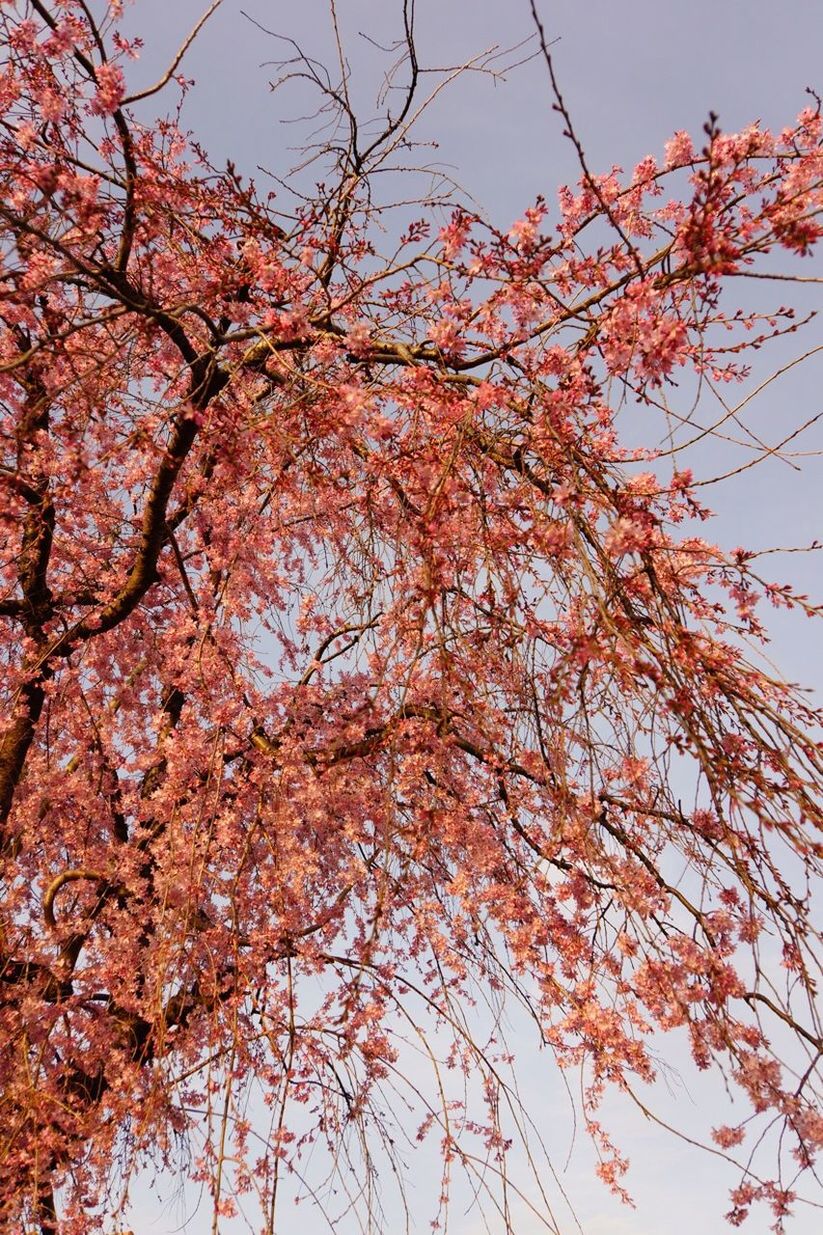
left=103, top=2, right=823, bottom=1232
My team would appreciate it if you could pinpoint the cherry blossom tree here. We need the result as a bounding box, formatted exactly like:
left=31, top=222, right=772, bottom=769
left=0, top=2, right=821, bottom=1232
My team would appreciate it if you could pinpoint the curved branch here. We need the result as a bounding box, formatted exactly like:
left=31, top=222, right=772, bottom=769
left=121, top=1, right=225, bottom=106
left=43, top=868, right=108, bottom=929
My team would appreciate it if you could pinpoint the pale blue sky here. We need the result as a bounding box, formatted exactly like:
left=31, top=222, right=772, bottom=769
left=111, top=2, right=822, bottom=1232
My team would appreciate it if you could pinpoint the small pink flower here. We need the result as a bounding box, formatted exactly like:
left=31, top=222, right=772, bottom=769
left=91, top=62, right=125, bottom=116
left=39, top=89, right=66, bottom=123
left=664, top=131, right=695, bottom=169
left=712, top=1124, right=746, bottom=1148
left=508, top=204, right=545, bottom=252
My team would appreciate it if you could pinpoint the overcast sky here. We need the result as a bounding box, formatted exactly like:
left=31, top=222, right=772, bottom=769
left=111, top=2, right=822, bottom=1232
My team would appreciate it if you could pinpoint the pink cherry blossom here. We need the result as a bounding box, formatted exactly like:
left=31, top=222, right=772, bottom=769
left=0, top=5, right=820, bottom=1235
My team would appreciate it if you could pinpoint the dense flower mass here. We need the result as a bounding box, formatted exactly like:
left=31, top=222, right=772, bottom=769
left=0, top=4, right=821, bottom=1234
